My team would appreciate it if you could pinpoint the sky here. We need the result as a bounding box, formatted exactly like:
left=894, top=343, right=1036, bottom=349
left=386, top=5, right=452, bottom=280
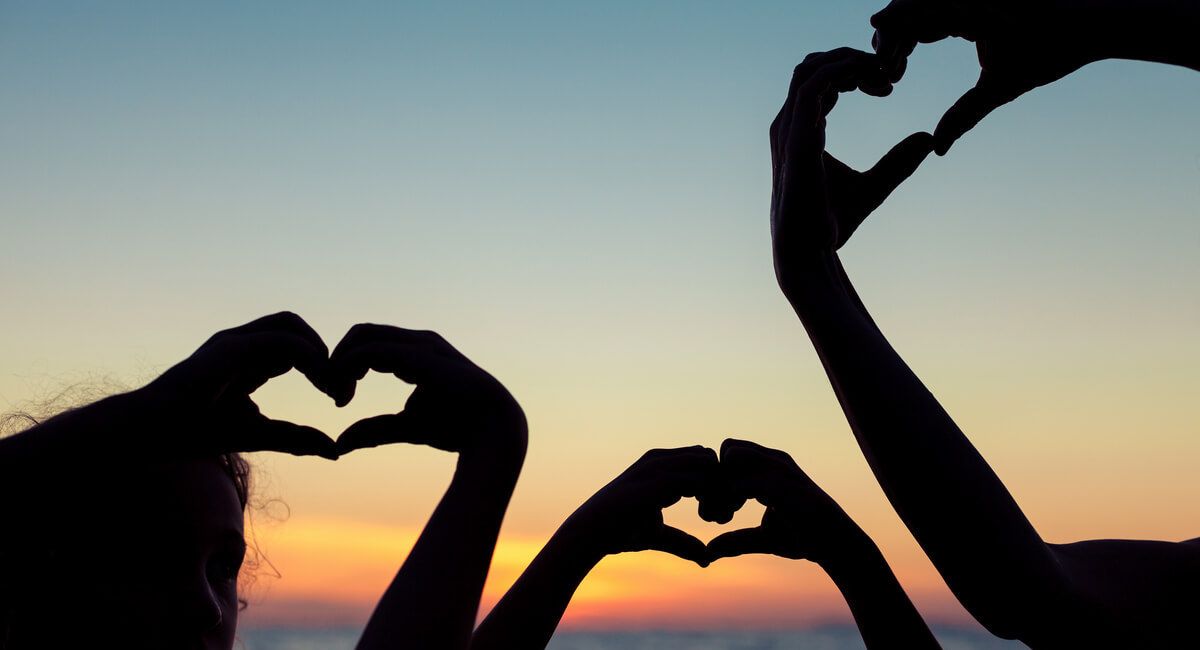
left=2, top=0, right=1198, bottom=634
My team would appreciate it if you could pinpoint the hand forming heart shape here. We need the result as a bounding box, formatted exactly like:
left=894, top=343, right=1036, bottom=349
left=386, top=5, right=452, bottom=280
left=702, top=439, right=862, bottom=566
left=141, top=313, right=526, bottom=463
left=565, top=440, right=862, bottom=569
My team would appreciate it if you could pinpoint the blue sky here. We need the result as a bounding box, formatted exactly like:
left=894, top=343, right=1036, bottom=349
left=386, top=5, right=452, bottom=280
left=1, top=0, right=1197, bottom=628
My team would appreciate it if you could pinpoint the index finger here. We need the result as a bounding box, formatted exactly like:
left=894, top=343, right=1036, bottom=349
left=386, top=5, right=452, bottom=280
left=328, top=324, right=459, bottom=405
left=635, top=446, right=721, bottom=500
left=210, top=331, right=330, bottom=397
left=774, top=48, right=877, bottom=165
left=328, top=341, right=452, bottom=406
left=719, top=439, right=800, bottom=503
left=871, top=0, right=972, bottom=76
left=782, top=51, right=880, bottom=184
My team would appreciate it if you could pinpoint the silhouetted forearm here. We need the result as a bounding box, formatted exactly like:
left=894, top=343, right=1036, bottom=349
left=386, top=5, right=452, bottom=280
left=1088, top=0, right=1200, bottom=71
left=783, top=254, right=1070, bottom=641
left=821, top=530, right=940, bottom=650
left=471, top=523, right=600, bottom=650
left=356, top=444, right=525, bottom=650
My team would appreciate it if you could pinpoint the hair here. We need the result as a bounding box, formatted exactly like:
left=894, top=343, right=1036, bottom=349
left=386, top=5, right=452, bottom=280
left=1, top=409, right=253, bottom=510
left=220, top=451, right=253, bottom=511
left=0, top=393, right=269, bottom=647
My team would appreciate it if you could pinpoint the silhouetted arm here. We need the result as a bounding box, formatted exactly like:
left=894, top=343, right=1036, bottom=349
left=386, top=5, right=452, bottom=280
left=870, top=0, right=1200, bottom=153
left=769, top=47, right=1082, bottom=644
left=471, top=447, right=715, bottom=650
left=1088, top=0, right=1200, bottom=70
left=325, top=325, right=527, bottom=650
left=469, top=527, right=599, bottom=650
left=770, top=48, right=1200, bottom=646
left=708, top=440, right=940, bottom=650
left=784, top=255, right=1074, bottom=642
left=360, top=448, right=523, bottom=650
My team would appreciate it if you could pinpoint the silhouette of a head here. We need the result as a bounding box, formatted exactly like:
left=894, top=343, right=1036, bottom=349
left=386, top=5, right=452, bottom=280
left=1, top=450, right=252, bottom=650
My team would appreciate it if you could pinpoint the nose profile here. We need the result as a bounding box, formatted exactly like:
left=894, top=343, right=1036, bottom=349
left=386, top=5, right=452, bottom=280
left=174, top=572, right=224, bottom=637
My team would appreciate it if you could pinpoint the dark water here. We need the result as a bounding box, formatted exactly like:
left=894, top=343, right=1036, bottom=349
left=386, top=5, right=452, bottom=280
left=238, top=627, right=1027, bottom=650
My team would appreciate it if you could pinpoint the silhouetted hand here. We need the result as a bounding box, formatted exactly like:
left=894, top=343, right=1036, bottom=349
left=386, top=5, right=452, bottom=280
left=327, top=324, right=526, bottom=459
left=707, top=439, right=861, bottom=566
left=871, top=0, right=1105, bottom=155
left=142, top=311, right=340, bottom=459
left=558, top=446, right=721, bottom=567
left=770, top=48, right=933, bottom=289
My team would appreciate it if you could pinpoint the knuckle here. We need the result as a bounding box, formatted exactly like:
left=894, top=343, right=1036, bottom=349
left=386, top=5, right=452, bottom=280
left=641, top=448, right=669, bottom=462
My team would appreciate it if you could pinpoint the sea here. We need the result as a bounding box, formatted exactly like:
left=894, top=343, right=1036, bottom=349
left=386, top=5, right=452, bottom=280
left=238, top=627, right=1027, bottom=649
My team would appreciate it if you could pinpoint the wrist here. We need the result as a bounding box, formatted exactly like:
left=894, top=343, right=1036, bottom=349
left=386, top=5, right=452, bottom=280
left=777, top=251, right=846, bottom=306
left=456, top=440, right=526, bottom=485
left=457, top=409, right=529, bottom=477
left=549, top=513, right=609, bottom=568
left=814, top=524, right=883, bottom=582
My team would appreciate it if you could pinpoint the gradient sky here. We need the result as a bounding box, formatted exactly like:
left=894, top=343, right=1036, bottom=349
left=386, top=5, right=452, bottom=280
left=2, top=0, right=1198, bottom=634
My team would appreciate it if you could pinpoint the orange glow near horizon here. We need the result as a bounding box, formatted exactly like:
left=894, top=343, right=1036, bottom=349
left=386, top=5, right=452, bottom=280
left=237, top=513, right=975, bottom=631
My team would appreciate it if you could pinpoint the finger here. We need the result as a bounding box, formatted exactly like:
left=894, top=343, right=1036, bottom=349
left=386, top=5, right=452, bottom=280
left=933, top=76, right=1009, bottom=155
left=707, top=527, right=773, bottom=560
left=871, top=29, right=916, bottom=82
left=858, top=76, right=894, bottom=98
left=871, top=0, right=955, bottom=45
left=328, top=342, right=450, bottom=407
left=335, top=411, right=422, bottom=454
left=638, top=446, right=721, bottom=500
left=862, top=131, right=935, bottom=209
left=645, top=525, right=711, bottom=568
left=230, top=312, right=327, bottom=353
left=719, top=438, right=797, bottom=501
left=786, top=54, right=878, bottom=175
left=774, top=48, right=874, bottom=166
left=217, top=331, right=330, bottom=397
left=795, top=53, right=877, bottom=122
left=719, top=437, right=779, bottom=460
left=329, top=325, right=457, bottom=405
left=234, top=417, right=339, bottom=460
left=225, top=312, right=330, bottom=383
left=331, top=323, right=456, bottom=360
left=697, top=490, right=746, bottom=525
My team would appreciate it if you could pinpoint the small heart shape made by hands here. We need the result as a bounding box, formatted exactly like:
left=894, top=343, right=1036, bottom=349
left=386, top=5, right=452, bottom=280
left=249, top=322, right=526, bottom=460
left=663, top=496, right=766, bottom=547
left=250, top=367, right=415, bottom=454
left=613, top=439, right=856, bottom=568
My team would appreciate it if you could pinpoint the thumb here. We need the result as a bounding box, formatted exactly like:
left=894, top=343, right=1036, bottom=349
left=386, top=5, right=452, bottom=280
left=934, top=76, right=1009, bottom=155
left=335, top=411, right=421, bottom=455
left=862, top=131, right=935, bottom=210
left=645, top=525, right=712, bottom=568
left=236, top=418, right=340, bottom=461
left=706, top=527, right=773, bottom=560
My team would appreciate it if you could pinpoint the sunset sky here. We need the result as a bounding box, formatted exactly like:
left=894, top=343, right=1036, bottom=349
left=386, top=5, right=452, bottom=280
left=2, top=0, right=1198, bottom=634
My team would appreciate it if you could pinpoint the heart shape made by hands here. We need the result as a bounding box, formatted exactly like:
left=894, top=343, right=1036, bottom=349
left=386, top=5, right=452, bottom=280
left=243, top=321, right=525, bottom=460
left=664, top=496, right=766, bottom=547
left=251, top=367, right=415, bottom=454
